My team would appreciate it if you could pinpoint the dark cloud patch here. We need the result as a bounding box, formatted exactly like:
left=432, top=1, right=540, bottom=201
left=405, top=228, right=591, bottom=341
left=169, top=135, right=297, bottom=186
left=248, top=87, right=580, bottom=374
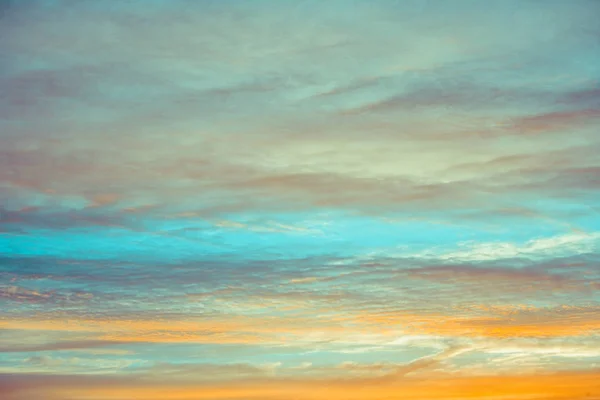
left=0, top=339, right=129, bottom=353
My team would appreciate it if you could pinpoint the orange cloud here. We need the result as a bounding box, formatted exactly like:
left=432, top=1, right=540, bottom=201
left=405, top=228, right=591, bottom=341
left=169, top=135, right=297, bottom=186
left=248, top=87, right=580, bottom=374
left=358, top=306, right=600, bottom=339
left=0, top=314, right=390, bottom=346
left=4, top=302, right=600, bottom=349
left=3, top=370, right=598, bottom=400
left=0, top=317, right=265, bottom=345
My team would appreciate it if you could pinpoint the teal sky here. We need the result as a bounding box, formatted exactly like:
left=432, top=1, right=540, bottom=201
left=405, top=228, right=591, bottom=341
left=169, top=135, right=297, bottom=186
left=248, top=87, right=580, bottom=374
left=1, top=1, right=599, bottom=399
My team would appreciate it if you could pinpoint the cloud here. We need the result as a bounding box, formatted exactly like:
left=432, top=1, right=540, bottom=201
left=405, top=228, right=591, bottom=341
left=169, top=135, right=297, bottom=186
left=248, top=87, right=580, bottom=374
left=0, top=285, right=93, bottom=304
left=508, top=108, right=600, bottom=135
left=405, top=264, right=593, bottom=295
left=418, top=233, right=599, bottom=262
left=0, top=0, right=598, bottom=225
left=1, top=369, right=599, bottom=400
left=0, top=340, right=128, bottom=354
left=141, top=361, right=279, bottom=382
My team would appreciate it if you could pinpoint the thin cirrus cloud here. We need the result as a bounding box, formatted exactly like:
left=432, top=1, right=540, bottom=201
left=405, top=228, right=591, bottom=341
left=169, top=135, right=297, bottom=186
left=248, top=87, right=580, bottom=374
left=1, top=0, right=600, bottom=399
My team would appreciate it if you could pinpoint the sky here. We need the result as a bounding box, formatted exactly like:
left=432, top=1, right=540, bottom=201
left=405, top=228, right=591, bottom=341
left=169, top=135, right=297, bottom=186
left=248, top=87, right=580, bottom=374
left=0, top=0, right=600, bottom=399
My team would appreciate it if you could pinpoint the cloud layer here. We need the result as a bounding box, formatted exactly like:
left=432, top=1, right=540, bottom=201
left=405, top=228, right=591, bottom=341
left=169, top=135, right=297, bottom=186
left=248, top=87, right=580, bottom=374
left=1, top=0, right=599, bottom=399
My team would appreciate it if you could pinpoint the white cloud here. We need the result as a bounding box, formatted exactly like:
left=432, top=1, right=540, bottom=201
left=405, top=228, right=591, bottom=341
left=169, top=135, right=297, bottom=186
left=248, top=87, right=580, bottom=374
left=419, top=232, right=599, bottom=262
